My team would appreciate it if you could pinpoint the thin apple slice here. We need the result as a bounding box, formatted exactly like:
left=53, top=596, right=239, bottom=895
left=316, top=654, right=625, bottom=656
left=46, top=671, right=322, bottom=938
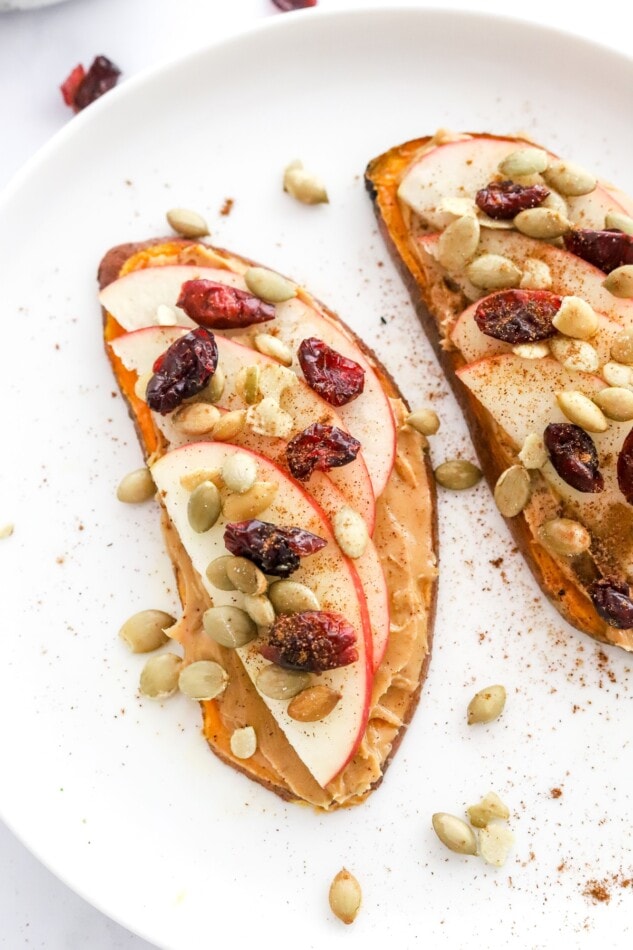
left=101, top=266, right=396, bottom=496
left=110, top=326, right=376, bottom=533
left=151, top=441, right=373, bottom=788
left=398, top=135, right=627, bottom=231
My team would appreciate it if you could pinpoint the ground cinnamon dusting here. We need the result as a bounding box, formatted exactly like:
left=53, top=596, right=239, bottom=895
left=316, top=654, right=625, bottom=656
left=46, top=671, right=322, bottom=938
left=582, top=873, right=633, bottom=904
left=220, top=198, right=234, bottom=216
left=550, top=787, right=562, bottom=799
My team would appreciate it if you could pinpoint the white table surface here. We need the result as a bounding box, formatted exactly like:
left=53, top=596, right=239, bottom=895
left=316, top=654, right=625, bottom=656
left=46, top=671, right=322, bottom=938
left=1, top=0, right=631, bottom=946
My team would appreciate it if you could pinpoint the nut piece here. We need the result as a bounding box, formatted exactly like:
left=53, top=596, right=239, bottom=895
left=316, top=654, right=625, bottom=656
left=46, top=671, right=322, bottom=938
left=230, top=726, right=257, bottom=760
left=222, top=480, right=278, bottom=520
left=116, top=467, right=155, bottom=504
left=549, top=336, right=599, bottom=373
left=519, top=257, right=553, bottom=290
left=178, top=660, right=228, bottom=700
left=514, top=207, right=571, bottom=240
left=287, top=685, right=341, bottom=722
left=254, top=333, right=294, bottom=367
left=493, top=465, right=531, bottom=518
left=222, top=452, right=258, bottom=494
left=242, top=593, right=276, bottom=627
left=467, top=792, right=510, bottom=828
left=552, top=296, right=599, bottom=340
left=235, top=365, right=261, bottom=405
left=246, top=397, right=294, bottom=438
left=467, top=684, right=506, bottom=724
left=431, top=813, right=478, bottom=855
left=187, top=480, right=222, bottom=533
left=256, top=664, right=311, bottom=700
left=610, top=330, right=633, bottom=365
left=139, top=653, right=182, bottom=699
left=329, top=869, right=362, bottom=925
left=466, top=253, right=522, bottom=290
left=538, top=518, right=591, bottom=557
left=202, top=605, right=257, bottom=648
left=478, top=824, right=515, bottom=868
left=166, top=207, right=209, bottom=238
left=602, top=361, right=633, bottom=389
left=437, top=214, right=480, bottom=271
left=604, top=265, right=633, bottom=298
left=225, top=556, right=268, bottom=595
left=593, top=387, right=633, bottom=422
left=206, top=555, right=238, bottom=591
left=172, top=402, right=221, bottom=435
left=258, top=363, right=297, bottom=399
left=406, top=407, right=440, bottom=436
left=556, top=391, right=608, bottom=433
left=605, top=211, right=633, bottom=236
left=542, top=160, right=597, bottom=197
left=512, top=341, right=549, bottom=359
left=0, top=523, right=14, bottom=540
left=498, top=147, right=548, bottom=177
left=180, top=468, right=222, bottom=492
left=283, top=160, right=329, bottom=205
left=119, top=609, right=176, bottom=653
left=333, top=505, right=368, bottom=559
left=518, top=432, right=548, bottom=469
left=244, top=267, right=297, bottom=304
left=211, top=409, right=247, bottom=441
left=269, top=580, right=320, bottom=614
left=200, top=365, right=226, bottom=403
left=434, top=459, right=482, bottom=490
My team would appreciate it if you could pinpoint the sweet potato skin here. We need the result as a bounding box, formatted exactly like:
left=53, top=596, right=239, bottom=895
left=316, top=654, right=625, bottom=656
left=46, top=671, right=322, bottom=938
left=365, top=134, right=632, bottom=651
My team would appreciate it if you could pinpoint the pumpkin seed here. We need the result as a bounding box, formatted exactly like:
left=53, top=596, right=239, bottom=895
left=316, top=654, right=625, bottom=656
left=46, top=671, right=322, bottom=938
left=283, top=161, right=329, bottom=205
left=116, top=467, right=155, bottom=504
left=467, top=792, right=510, bottom=828
left=254, top=333, right=294, bottom=367
left=222, top=480, right=278, bottom=520
left=172, top=402, right=221, bottom=435
left=288, top=685, right=341, bottom=722
left=180, top=468, right=223, bottom=492
left=541, top=189, right=569, bottom=219
left=178, top=660, right=228, bottom=700
left=244, top=266, right=296, bottom=304
left=602, top=361, right=633, bottom=389
left=139, top=653, right=182, bottom=699
left=242, top=593, right=275, bottom=627
left=518, top=432, right=548, bottom=469
left=537, top=518, right=591, bottom=557
left=434, top=459, right=482, bottom=490
left=604, top=265, right=633, bottom=298
left=405, top=407, right=440, bottom=435
left=498, top=146, right=548, bottom=178
left=493, top=465, right=531, bottom=517
left=556, top=391, right=608, bottom=433
left=436, top=195, right=477, bottom=221
left=333, top=505, right=367, bottom=559
left=431, top=813, right=478, bottom=855
left=542, top=160, right=596, bottom=197
left=605, top=211, right=633, bottom=236
left=230, top=725, right=257, bottom=760
left=199, top=366, right=225, bottom=404
left=512, top=341, right=549, bottom=359
left=221, top=452, right=258, bottom=494
left=212, top=409, right=247, bottom=441
left=514, top=207, right=571, bottom=240
left=256, top=664, right=311, bottom=700
left=328, top=869, right=362, bottom=925
left=155, top=304, right=177, bottom=326
left=134, top=371, right=153, bottom=402
left=610, top=330, right=633, bottom=365
left=206, top=555, right=238, bottom=591
left=268, top=580, right=320, bottom=614
left=550, top=336, right=599, bottom=373
left=166, top=207, right=209, bottom=238
left=187, top=480, right=222, bottom=533
left=466, top=253, right=522, bottom=290
left=246, top=397, right=293, bottom=438
left=119, top=609, right=176, bottom=653
left=479, top=824, right=515, bottom=868
left=593, top=387, right=633, bottom=421
left=202, top=606, right=257, bottom=648
left=552, top=296, right=598, bottom=340
left=236, top=365, right=260, bottom=405
left=467, top=684, right=506, bottom=724
left=225, top=556, right=267, bottom=595
left=437, top=214, right=480, bottom=271
left=519, top=257, right=553, bottom=290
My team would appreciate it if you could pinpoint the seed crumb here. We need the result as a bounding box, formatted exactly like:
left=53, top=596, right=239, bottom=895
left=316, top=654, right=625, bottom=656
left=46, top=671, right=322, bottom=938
left=220, top=197, right=234, bottom=217
left=550, top=787, right=562, bottom=799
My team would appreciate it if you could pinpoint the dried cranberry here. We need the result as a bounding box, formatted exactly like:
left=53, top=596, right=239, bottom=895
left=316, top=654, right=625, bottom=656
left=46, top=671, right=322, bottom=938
left=285, top=423, right=361, bottom=480
left=617, top=428, right=633, bottom=504
left=177, top=280, right=275, bottom=330
left=260, top=611, right=358, bottom=673
left=475, top=180, right=550, bottom=220
left=590, top=578, right=633, bottom=629
left=60, top=64, right=85, bottom=107
left=146, top=328, right=218, bottom=415
left=564, top=229, right=633, bottom=274
left=474, top=290, right=562, bottom=344
left=544, top=423, right=604, bottom=493
left=65, top=56, right=121, bottom=112
left=298, top=338, right=365, bottom=406
left=224, top=520, right=326, bottom=578
left=273, top=0, right=317, bottom=10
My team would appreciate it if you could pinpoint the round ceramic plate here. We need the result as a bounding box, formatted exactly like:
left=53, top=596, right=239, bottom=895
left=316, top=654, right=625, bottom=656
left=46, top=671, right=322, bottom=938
left=1, top=8, right=632, bottom=949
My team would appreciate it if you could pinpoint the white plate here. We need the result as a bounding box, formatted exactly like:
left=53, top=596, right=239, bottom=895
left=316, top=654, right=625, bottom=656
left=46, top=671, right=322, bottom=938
left=1, top=8, right=632, bottom=949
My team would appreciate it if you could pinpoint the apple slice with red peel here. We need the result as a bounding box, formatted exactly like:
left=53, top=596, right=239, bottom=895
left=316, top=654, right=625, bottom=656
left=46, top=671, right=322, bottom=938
left=398, top=135, right=627, bottom=231
left=101, top=266, right=396, bottom=496
left=151, top=441, right=373, bottom=787
left=110, top=326, right=376, bottom=533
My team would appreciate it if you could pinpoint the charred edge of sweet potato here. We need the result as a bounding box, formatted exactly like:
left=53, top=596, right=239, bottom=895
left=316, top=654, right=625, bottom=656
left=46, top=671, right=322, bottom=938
left=365, top=137, right=625, bottom=650
left=99, top=237, right=438, bottom=808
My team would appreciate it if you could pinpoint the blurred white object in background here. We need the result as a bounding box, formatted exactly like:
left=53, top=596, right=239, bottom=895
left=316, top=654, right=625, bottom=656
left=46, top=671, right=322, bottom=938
left=0, top=0, right=70, bottom=10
